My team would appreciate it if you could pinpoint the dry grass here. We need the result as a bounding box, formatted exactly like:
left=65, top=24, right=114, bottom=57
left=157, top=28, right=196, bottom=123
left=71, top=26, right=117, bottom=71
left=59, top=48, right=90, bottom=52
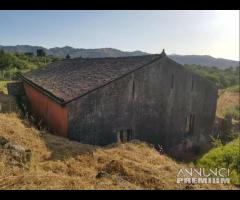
left=0, top=80, right=12, bottom=94
left=0, top=113, right=237, bottom=190
left=216, top=88, right=239, bottom=119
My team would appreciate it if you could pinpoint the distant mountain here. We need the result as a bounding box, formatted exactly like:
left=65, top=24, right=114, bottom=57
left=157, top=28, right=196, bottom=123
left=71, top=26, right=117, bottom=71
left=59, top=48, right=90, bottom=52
left=169, top=55, right=239, bottom=69
left=0, top=45, right=148, bottom=58
left=0, top=45, right=238, bottom=69
left=0, top=45, right=48, bottom=54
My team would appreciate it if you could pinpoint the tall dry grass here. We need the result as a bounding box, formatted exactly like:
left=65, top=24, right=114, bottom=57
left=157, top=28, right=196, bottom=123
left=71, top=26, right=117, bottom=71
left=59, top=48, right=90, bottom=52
left=0, top=113, right=237, bottom=190
left=217, top=88, right=239, bottom=120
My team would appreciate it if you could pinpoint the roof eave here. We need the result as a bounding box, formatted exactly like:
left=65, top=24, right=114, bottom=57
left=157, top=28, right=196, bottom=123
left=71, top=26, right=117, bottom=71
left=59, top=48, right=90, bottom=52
left=18, top=73, right=66, bottom=106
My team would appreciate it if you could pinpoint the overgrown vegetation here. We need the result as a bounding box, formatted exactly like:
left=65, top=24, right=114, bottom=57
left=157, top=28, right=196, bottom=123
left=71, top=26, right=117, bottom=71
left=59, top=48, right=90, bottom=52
left=0, top=113, right=237, bottom=189
left=0, top=80, right=11, bottom=94
left=0, top=50, right=239, bottom=189
left=195, top=137, right=240, bottom=186
left=0, top=50, right=61, bottom=80
left=198, top=82, right=239, bottom=186
left=216, top=85, right=240, bottom=121
left=0, top=50, right=61, bottom=95
left=184, top=64, right=239, bottom=89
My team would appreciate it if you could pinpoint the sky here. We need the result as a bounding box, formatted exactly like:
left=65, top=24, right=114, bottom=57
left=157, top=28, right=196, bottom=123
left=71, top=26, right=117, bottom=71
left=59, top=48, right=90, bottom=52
left=0, top=10, right=239, bottom=60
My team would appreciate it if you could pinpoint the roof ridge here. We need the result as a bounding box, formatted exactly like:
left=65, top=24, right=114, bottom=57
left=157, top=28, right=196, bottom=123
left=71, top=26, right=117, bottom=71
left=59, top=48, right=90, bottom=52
left=62, top=54, right=159, bottom=62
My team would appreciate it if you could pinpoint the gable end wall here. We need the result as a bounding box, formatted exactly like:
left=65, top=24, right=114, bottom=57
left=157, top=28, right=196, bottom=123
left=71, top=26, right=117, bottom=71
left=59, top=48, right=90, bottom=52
left=67, top=57, right=218, bottom=158
left=23, top=82, right=68, bottom=137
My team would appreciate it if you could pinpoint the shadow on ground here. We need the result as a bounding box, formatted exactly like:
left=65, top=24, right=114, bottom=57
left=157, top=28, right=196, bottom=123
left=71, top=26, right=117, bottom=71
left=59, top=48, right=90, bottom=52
left=41, top=132, right=99, bottom=161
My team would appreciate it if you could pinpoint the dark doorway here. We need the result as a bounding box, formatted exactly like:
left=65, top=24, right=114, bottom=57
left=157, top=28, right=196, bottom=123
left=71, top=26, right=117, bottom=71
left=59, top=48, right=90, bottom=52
left=117, top=129, right=133, bottom=143
left=171, top=74, right=174, bottom=89
left=127, top=129, right=133, bottom=141
left=119, top=130, right=124, bottom=142
left=186, top=113, right=195, bottom=134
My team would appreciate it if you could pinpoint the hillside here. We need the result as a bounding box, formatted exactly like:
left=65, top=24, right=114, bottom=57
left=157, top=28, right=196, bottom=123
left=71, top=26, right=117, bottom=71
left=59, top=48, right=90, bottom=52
left=0, top=45, right=148, bottom=59
left=1, top=45, right=239, bottom=68
left=195, top=137, right=239, bottom=185
left=169, top=55, right=239, bottom=69
left=2, top=50, right=238, bottom=93
left=216, top=85, right=240, bottom=121
left=0, top=113, right=237, bottom=190
left=184, top=64, right=239, bottom=89
left=0, top=50, right=61, bottom=81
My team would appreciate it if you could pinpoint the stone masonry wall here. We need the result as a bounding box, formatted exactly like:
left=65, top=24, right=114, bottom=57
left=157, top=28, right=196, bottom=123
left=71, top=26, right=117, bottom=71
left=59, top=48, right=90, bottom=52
left=67, top=56, right=218, bottom=159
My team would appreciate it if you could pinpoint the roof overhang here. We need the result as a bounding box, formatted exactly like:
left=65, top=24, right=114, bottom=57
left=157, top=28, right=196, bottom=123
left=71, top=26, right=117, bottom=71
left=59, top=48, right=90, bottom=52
left=18, top=73, right=66, bottom=106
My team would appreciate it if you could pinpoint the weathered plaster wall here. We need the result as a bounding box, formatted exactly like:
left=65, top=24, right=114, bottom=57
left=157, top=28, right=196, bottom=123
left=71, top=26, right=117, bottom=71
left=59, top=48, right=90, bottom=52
left=24, top=83, right=68, bottom=137
left=67, top=56, right=218, bottom=158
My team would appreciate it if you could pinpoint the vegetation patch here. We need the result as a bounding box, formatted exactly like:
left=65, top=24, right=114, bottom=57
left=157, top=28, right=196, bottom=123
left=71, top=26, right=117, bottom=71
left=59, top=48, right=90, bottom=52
left=216, top=85, right=240, bottom=120
left=0, top=50, right=61, bottom=81
left=0, top=113, right=237, bottom=189
left=195, top=137, right=240, bottom=186
left=184, top=64, right=239, bottom=89
left=0, top=80, right=12, bottom=94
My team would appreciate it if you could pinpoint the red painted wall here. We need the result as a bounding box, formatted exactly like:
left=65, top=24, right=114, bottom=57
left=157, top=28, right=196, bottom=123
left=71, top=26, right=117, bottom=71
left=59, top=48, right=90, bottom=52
left=23, top=82, right=68, bottom=137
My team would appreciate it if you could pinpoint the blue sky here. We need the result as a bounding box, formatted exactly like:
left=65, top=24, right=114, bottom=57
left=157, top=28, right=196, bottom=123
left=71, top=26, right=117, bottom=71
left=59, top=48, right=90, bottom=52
left=0, top=10, right=239, bottom=60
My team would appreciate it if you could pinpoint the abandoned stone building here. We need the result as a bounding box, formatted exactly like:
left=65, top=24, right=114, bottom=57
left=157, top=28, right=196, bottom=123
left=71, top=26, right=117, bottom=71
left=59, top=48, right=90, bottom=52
left=9, top=50, right=218, bottom=159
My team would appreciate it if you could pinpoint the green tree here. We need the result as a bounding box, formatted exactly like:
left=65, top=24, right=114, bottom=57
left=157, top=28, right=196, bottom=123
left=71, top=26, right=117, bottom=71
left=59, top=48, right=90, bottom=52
left=36, top=49, right=46, bottom=57
left=219, top=75, right=229, bottom=88
left=24, top=52, right=34, bottom=57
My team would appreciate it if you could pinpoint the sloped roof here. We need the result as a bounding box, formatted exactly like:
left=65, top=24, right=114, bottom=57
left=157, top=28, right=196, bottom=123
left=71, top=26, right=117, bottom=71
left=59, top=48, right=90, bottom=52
left=21, top=54, right=161, bottom=104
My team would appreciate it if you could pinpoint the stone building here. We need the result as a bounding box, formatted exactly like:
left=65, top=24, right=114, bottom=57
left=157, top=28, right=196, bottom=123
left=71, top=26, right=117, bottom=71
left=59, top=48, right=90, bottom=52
left=11, top=50, right=218, bottom=159
left=0, top=91, right=18, bottom=113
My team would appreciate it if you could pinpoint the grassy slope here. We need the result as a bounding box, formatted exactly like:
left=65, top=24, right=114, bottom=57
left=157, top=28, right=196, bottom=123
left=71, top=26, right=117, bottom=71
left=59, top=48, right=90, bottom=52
left=196, top=85, right=239, bottom=186
left=0, top=113, right=237, bottom=190
left=0, top=52, right=60, bottom=95
left=195, top=138, right=240, bottom=185
left=0, top=81, right=9, bottom=94
left=0, top=58, right=239, bottom=189
left=216, top=85, right=240, bottom=120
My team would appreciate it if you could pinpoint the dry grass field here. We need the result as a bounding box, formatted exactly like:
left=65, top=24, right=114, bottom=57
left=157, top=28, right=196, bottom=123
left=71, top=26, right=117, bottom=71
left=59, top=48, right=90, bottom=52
left=216, top=85, right=239, bottom=121
left=0, top=113, right=237, bottom=190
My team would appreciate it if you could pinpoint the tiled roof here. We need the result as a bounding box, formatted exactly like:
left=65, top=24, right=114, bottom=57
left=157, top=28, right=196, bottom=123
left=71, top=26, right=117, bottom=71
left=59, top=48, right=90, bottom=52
left=21, top=55, right=161, bottom=103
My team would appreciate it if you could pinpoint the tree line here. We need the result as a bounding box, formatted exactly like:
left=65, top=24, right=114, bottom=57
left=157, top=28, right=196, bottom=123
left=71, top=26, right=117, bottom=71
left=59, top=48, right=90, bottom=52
left=184, top=64, right=239, bottom=89
left=0, top=49, right=61, bottom=80
left=0, top=49, right=239, bottom=89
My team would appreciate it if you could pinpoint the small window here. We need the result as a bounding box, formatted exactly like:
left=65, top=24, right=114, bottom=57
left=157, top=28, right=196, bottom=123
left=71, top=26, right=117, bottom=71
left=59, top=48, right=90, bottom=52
left=186, top=113, right=195, bottom=134
left=191, top=77, right=194, bottom=91
left=171, top=74, right=174, bottom=89
left=120, top=130, right=124, bottom=142
left=132, top=81, right=135, bottom=99
left=117, top=129, right=133, bottom=143
left=127, top=129, right=133, bottom=141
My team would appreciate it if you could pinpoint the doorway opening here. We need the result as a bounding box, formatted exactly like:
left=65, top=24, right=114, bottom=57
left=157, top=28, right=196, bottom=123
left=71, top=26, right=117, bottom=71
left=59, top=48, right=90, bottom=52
left=185, top=113, right=195, bottom=134
left=117, top=129, right=133, bottom=143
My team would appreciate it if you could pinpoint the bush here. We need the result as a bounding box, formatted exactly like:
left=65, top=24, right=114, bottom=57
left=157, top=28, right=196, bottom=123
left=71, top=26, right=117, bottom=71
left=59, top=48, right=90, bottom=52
left=226, top=85, right=240, bottom=93
left=0, top=51, right=62, bottom=79
left=224, top=106, right=240, bottom=121
left=184, top=65, right=239, bottom=89
left=210, top=135, right=223, bottom=147
left=195, top=137, right=240, bottom=185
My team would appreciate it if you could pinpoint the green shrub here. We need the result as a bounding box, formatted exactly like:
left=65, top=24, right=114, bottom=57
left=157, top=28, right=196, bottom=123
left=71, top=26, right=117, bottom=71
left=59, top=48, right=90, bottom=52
left=184, top=65, right=239, bottom=89
left=195, top=137, right=240, bottom=185
left=0, top=51, right=62, bottom=79
left=226, top=85, right=240, bottom=93
left=224, top=105, right=240, bottom=121
left=210, top=135, right=223, bottom=147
